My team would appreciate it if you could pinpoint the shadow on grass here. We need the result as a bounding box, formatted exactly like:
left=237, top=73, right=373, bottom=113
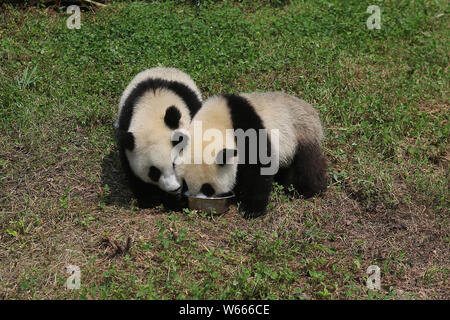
left=100, top=149, right=133, bottom=209
left=100, top=148, right=184, bottom=214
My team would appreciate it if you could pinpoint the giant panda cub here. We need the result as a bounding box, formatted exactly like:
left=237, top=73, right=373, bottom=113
left=116, top=67, right=202, bottom=209
left=173, top=92, right=327, bottom=218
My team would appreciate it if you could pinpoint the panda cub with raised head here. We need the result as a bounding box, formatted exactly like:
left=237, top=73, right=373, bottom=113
left=173, top=92, right=327, bottom=218
left=116, top=67, right=202, bottom=209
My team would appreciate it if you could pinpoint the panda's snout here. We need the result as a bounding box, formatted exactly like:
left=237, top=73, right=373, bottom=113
left=159, top=173, right=182, bottom=193
left=168, top=185, right=182, bottom=193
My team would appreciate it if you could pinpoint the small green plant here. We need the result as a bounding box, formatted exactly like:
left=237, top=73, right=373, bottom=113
left=6, top=219, right=31, bottom=237
left=59, top=187, right=73, bottom=209
left=16, top=66, right=38, bottom=89
left=317, top=284, right=331, bottom=299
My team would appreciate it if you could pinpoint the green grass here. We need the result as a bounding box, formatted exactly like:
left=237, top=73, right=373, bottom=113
left=0, top=0, right=448, bottom=299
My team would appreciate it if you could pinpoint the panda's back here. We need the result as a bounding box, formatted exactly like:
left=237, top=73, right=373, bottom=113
left=193, top=92, right=324, bottom=168
left=239, top=92, right=323, bottom=166
left=242, top=92, right=323, bottom=142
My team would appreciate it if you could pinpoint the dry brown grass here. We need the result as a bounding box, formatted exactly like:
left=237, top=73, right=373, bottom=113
left=1, top=137, right=448, bottom=299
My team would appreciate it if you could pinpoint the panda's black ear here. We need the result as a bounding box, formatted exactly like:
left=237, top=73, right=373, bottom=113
left=216, top=148, right=238, bottom=166
left=117, top=130, right=135, bottom=151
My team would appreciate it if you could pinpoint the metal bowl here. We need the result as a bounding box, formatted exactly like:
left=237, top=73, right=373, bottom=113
left=187, top=192, right=235, bottom=215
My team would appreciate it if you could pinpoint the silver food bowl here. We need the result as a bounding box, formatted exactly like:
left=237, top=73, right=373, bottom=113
left=187, top=192, right=235, bottom=215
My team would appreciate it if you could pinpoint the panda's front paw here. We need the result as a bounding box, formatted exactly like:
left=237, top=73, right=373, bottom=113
left=137, top=200, right=159, bottom=209
left=136, top=196, right=162, bottom=209
left=239, top=198, right=268, bottom=219
left=163, top=192, right=188, bottom=212
left=243, top=210, right=266, bottom=219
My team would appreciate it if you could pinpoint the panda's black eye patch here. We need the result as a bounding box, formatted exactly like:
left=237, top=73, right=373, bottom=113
left=164, top=105, right=181, bottom=130
left=148, top=166, right=161, bottom=182
left=200, top=183, right=215, bottom=197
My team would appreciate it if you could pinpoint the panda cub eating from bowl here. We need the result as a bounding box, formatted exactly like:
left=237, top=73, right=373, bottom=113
left=172, top=92, right=327, bottom=218
left=116, top=67, right=202, bottom=209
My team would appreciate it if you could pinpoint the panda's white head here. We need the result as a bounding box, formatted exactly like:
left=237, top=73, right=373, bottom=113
left=119, top=90, right=193, bottom=192
left=173, top=134, right=238, bottom=197
left=172, top=97, right=238, bottom=197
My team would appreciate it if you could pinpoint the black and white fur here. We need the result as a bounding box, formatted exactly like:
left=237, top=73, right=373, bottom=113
left=116, top=67, right=202, bottom=209
left=174, top=92, right=327, bottom=218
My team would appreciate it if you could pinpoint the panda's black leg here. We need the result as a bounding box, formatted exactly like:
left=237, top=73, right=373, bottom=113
left=237, top=172, right=274, bottom=219
left=274, top=164, right=296, bottom=192
left=119, top=149, right=163, bottom=209
left=136, top=198, right=160, bottom=209
left=292, top=142, right=328, bottom=198
left=240, top=196, right=269, bottom=219
left=162, top=192, right=188, bottom=212
left=132, top=183, right=164, bottom=209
